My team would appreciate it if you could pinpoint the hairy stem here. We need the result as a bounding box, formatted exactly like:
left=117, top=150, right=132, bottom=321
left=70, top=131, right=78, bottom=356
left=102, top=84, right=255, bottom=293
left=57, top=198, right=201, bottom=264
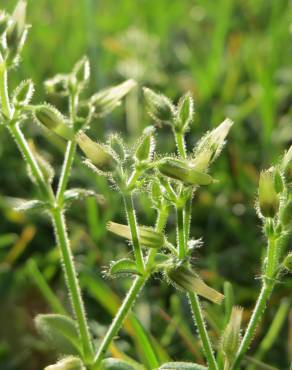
left=51, top=207, right=93, bottom=363
left=92, top=208, right=169, bottom=368
left=177, top=207, right=186, bottom=259
left=188, top=292, right=218, bottom=370
left=0, top=62, right=11, bottom=118
left=232, top=236, right=278, bottom=369
left=175, top=130, right=187, bottom=159
left=123, top=193, right=145, bottom=273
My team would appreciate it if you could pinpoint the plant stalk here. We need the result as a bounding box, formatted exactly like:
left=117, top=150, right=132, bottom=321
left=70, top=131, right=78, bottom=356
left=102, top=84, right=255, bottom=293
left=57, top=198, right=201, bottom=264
left=92, top=208, right=169, bottom=368
left=123, top=193, right=145, bottom=273
left=51, top=207, right=93, bottom=362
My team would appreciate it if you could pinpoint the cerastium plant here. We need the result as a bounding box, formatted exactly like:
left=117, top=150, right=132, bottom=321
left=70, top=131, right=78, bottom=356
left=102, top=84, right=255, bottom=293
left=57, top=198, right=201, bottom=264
left=1, top=2, right=292, bottom=370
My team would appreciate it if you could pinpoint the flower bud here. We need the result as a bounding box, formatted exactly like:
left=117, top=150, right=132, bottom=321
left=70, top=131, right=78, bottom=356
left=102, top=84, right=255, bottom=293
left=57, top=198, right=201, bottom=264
left=195, top=118, right=233, bottom=163
left=282, top=145, right=292, bottom=183
left=5, top=0, right=27, bottom=59
left=45, top=356, right=85, bottom=370
left=44, top=74, right=68, bottom=96
left=273, top=168, right=284, bottom=193
left=91, top=79, right=136, bottom=117
left=12, top=79, right=34, bottom=107
left=221, top=306, right=243, bottom=364
left=166, top=264, right=224, bottom=304
left=77, top=132, right=117, bottom=172
left=71, top=56, right=90, bottom=88
left=283, top=253, right=292, bottom=272
left=135, top=126, right=155, bottom=162
left=0, top=12, right=10, bottom=36
left=174, top=92, right=194, bottom=132
left=143, top=87, right=175, bottom=124
left=107, top=221, right=165, bottom=249
left=157, top=157, right=213, bottom=186
left=151, top=180, right=163, bottom=209
left=191, top=149, right=213, bottom=172
left=258, top=168, right=280, bottom=218
left=34, top=105, right=74, bottom=141
left=108, top=134, right=126, bottom=161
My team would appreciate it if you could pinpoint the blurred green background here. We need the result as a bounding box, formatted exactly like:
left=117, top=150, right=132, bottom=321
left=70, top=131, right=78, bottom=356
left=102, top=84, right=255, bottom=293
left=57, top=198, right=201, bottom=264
left=0, top=0, right=292, bottom=369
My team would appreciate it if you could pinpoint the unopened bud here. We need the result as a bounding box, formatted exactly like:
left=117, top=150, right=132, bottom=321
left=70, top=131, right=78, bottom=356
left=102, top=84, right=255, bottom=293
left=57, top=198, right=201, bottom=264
left=282, top=145, right=292, bottom=183
left=157, top=157, right=213, bottom=186
left=45, top=356, right=85, bottom=370
left=283, top=253, right=292, bottom=272
left=191, top=150, right=213, bottom=172
left=166, top=264, right=224, bottom=304
left=77, top=132, right=117, bottom=172
left=258, top=168, right=279, bottom=218
left=135, top=126, right=155, bottom=162
left=91, top=79, right=136, bottom=117
left=273, top=168, right=284, bottom=193
left=44, top=74, right=68, bottom=96
left=143, top=87, right=175, bottom=124
left=0, top=12, right=10, bottom=35
left=108, top=134, right=126, bottom=161
left=175, top=92, right=194, bottom=132
left=195, top=118, right=233, bottom=163
left=151, top=180, right=163, bottom=208
left=71, top=56, right=90, bottom=87
left=12, top=79, right=34, bottom=107
left=34, top=105, right=74, bottom=141
left=107, top=221, right=165, bottom=249
left=221, top=306, right=243, bottom=364
left=6, top=0, right=27, bottom=59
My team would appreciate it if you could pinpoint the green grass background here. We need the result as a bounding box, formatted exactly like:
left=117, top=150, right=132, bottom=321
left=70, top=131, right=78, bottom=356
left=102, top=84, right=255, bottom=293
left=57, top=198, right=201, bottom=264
left=0, top=0, right=292, bottom=369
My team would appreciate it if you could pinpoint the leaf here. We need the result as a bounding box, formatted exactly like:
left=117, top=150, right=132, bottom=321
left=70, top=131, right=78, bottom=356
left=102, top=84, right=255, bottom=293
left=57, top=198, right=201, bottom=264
left=101, top=358, right=137, bottom=370
left=45, top=356, right=85, bottom=370
left=35, top=314, right=82, bottom=356
left=158, top=362, right=208, bottom=370
left=109, top=258, right=141, bottom=276
left=63, top=188, right=105, bottom=206
left=6, top=197, right=48, bottom=213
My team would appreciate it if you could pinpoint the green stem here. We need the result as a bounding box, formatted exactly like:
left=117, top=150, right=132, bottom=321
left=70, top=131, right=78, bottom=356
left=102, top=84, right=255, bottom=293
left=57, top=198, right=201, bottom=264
left=51, top=207, right=93, bottom=363
left=175, top=130, right=187, bottom=159
left=0, top=62, right=11, bottom=118
left=233, top=235, right=277, bottom=369
left=56, top=140, right=77, bottom=203
left=92, top=208, right=169, bottom=368
left=8, top=123, right=53, bottom=199
left=189, top=293, right=218, bottom=370
left=232, top=282, right=274, bottom=370
left=184, top=196, right=192, bottom=243
left=93, top=276, right=145, bottom=368
left=123, top=193, right=145, bottom=273
left=177, top=207, right=186, bottom=259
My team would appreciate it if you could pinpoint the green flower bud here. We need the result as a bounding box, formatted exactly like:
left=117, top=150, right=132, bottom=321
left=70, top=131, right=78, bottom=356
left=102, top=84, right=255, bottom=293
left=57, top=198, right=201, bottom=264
left=135, top=126, right=155, bottom=162
left=157, top=157, right=213, bottom=186
left=282, top=145, right=292, bottom=183
left=0, top=12, right=10, bottom=36
left=107, top=221, right=165, bottom=249
left=5, top=0, right=27, bottom=60
left=283, top=253, right=292, bottom=272
left=221, top=306, right=243, bottom=365
left=108, top=134, right=126, bottom=161
left=258, top=168, right=280, bottom=218
left=45, top=356, right=85, bottom=370
left=281, top=200, right=292, bottom=226
left=174, top=92, right=194, bottom=132
left=44, top=74, right=69, bottom=96
left=166, top=264, right=224, bottom=304
left=77, top=132, right=117, bottom=172
left=143, top=87, right=175, bottom=124
left=151, top=180, right=164, bottom=209
left=191, top=149, right=213, bottom=172
left=34, top=104, right=74, bottom=141
left=273, top=168, right=284, bottom=193
left=71, top=56, right=90, bottom=89
left=195, top=118, right=233, bottom=163
left=91, top=79, right=136, bottom=117
left=12, top=79, right=34, bottom=107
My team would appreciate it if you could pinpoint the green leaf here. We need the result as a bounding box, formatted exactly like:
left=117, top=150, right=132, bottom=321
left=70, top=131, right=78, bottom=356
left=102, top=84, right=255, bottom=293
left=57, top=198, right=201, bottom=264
left=7, top=197, right=48, bottom=213
left=63, top=188, right=105, bottom=206
left=101, top=358, right=137, bottom=370
left=159, top=362, right=208, bottom=370
left=45, top=356, right=85, bottom=370
left=35, top=314, right=82, bottom=356
left=109, top=258, right=141, bottom=276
